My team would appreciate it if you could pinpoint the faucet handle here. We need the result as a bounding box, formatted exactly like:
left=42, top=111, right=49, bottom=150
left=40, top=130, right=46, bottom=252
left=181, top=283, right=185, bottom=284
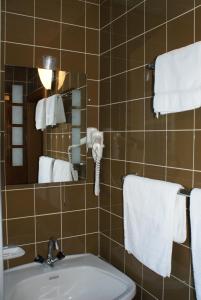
left=56, top=251, right=65, bottom=260
left=34, top=255, right=45, bottom=264
left=55, top=240, right=59, bottom=251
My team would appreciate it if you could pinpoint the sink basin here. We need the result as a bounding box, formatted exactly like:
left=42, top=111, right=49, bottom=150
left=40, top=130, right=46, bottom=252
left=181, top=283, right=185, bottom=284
left=4, top=253, right=136, bottom=300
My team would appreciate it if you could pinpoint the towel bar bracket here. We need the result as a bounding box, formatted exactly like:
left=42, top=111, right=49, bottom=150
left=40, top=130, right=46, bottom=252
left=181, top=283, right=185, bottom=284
left=146, top=63, right=155, bottom=70
left=177, top=189, right=191, bottom=197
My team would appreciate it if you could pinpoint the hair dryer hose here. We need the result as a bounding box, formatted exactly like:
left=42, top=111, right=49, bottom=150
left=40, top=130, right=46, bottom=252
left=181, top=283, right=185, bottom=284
left=94, top=159, right=101, bottom=196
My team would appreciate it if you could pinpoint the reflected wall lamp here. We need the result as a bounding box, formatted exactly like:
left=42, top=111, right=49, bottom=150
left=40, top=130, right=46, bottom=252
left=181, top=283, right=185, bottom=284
left=37, top=56, right=57, bottom=90
left=38, top=56, right=67, bottom=91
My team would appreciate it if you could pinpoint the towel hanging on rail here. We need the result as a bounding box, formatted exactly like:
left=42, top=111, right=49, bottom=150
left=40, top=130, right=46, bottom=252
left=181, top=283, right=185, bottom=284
left=46, top=94, right=66, bottom=126
left=122, top=174, right=191, bottom=197
left=123, top=175, right=187, bottom=277
left=35, top=98, right=46, bottom=130
left=190, top=189, right=201, bottom=300
left=153, top=41, right=201, bottom=116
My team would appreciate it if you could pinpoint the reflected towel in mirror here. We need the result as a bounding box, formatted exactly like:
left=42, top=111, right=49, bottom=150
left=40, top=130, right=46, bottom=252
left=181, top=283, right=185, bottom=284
left=38, top=156, right=55, bottom=183
left=35, top=98, right=46, bottom=130
left=46, top=94, right=66, bottom=126
left=53, top=159, right=73, bottom=182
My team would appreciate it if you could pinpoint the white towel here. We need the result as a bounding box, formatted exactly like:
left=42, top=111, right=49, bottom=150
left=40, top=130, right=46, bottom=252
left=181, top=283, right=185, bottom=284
left=38, top=156, right=54, bottom=183
left=123, top=175, right=186, bottom=277
left=154, top=41, right=201, bottom=115
left=173, top=194, right=187, bottom=243
left=35, top=99, right=46, bottom=130
left=72, top=89, right=81, bottom=107
left=46, top=94, right=66, bottom=126
left=53, top=159, right=73, bottom=182
left=190, top=188, right=201, bottom=300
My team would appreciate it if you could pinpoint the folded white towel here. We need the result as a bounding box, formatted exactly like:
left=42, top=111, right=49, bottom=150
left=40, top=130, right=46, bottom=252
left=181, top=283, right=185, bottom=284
left=35, top=99, right=46, bottom=130
left=123, top=175, right=186, bottom=277
left=38, top=156, right=54, bottom=183
left=72, top=89, right=81, bottom=107
left=53, top=159, right=73, bottom=182
left=56, top=95, right=66, bottom=123
left=173, top=194, right=187, bottom=243
left=190, top=188, right=201, bottom=300
left=46, top=94, right=66, bottom=126
left=154, top=41, right=201, bottom=115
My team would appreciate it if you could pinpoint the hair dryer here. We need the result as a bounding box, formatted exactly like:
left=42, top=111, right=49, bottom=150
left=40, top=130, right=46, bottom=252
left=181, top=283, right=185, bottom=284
left=91, top=131, right=104, bottom=196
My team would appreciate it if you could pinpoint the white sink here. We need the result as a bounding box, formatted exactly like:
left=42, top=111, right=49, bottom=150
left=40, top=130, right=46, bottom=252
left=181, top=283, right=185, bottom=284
left=4, top=253, right=136, bottom=300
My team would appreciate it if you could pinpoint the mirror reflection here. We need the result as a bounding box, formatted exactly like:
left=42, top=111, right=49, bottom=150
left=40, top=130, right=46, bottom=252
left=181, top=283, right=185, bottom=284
left=4, top=65, right=87, bottom=185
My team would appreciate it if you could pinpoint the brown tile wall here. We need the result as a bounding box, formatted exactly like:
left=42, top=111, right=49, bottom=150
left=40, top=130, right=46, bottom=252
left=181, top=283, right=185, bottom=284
left=99, top=0, right=200, bottom=299
left=0, top=0, right=199, bottom=299
left=0, top=0, right=99, bottom=268
left=43, top=123, right=72, bottom=161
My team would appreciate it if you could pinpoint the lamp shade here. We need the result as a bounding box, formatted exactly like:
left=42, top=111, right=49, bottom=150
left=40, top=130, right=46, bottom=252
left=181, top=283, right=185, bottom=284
left=38, top=68, right=53, bottom=90
left=57, top=70, right=67, bottom=90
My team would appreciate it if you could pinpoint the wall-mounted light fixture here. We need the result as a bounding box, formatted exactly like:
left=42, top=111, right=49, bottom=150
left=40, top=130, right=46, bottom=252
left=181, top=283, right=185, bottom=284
left=38, top=56, right=57, bottom=90
left=57, top=70, right=67, bottom=90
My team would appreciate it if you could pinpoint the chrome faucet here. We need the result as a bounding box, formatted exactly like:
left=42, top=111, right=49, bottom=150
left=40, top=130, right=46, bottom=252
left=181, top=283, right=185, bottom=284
left=46, top=237, right=65, bottom=266
left=34, top=237, right=65, bottom=266
left=47, top=237, right=59, bottom=266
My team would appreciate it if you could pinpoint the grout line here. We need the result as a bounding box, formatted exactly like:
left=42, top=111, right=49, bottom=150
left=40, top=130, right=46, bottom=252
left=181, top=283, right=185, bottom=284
left=78, top=0, right=99, bottom=6
left=100, top=207, right=123, bottom=219
left=141, top=287, right=159, bottom=300
left=192, top=1, right=196, bottom=191
left=62, top=231, right=99, bottom=238
left=100, top=97, right=146, bottom=106
left=189, top=2, right=196, bottom=298
left=101, top=182, right=123, bottom=190
left=84, top=182, right=87, bottom=253
left=33, top=0, right=35, bottom=67
left=3, top=1, right=6, bottom=67
left=100, top=232, right=124, bottom=248
left=164, top=0, right=168, bottom=187
left=141, top=3, right=146, bottom=296
left=33, top=185, right=37, bottom=256
left=3, top=10, right=99, bottom=30
left=60, top=182, right=63, bottom=250
left=84, top=0, right=87, bottom=255
left=59, top=0, right=62, bottom=69
left=2, top=40, right=99, bottom=57
left=4, top=189, right=8, bottom=267
left=4, top=208, right=99, bottom=222
left=171, top=274, right=193, bottom=289
left=100, top=64, right=145, bottom=82
left=85, top=0, right=87, bottom=77
left=84, top=0, right=99, bottom=6
left=98, top=0, right=101, bottom=257
left=142, top=0, right=146, bottom=179
left=123, top=0, right=128, bottom=275
left=99, top=128, right=201, bottom=132
left=101, top=157, right=199, bottom=173
left=2, top=183, right=86, bottom=192
left=9, top=232, right=99, bottom=249
left=109, top=7, right=112, bottom=263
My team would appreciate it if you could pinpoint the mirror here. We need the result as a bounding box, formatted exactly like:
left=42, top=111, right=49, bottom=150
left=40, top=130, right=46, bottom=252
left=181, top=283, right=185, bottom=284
left=4, top=65, right=87, bottom=185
